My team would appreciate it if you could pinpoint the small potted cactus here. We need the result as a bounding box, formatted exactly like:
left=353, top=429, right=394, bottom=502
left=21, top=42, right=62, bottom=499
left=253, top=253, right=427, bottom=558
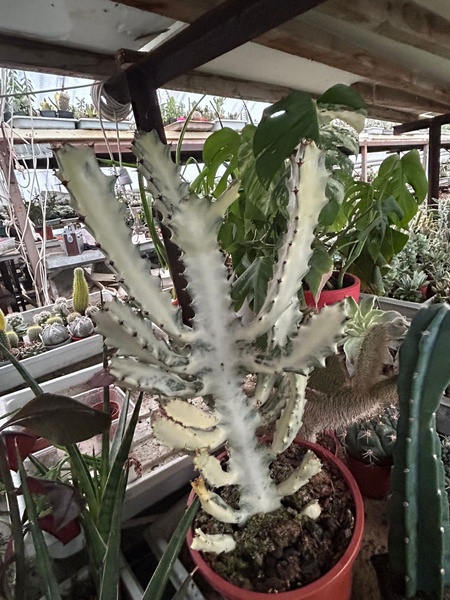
left=68, top=315, right=94, bottom=340
left=72, top=267, right=89, bottom=315
left=337, top=405, right=398, bottom=498
left=56, top=84, right=370, bottom=600
left=41, top=323, right=71, bottom=348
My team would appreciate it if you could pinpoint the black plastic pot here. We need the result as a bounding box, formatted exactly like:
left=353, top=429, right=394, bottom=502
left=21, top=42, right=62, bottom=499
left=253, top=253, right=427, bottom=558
left=3, top=111, right=11, bottom=122
left=40, top=110, right=57, bottom=118
left=58, top=110, right=74, bottom=119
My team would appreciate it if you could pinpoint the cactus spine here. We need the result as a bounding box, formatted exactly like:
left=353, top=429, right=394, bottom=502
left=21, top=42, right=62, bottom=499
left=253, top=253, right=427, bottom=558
left=389, top=304, right=450, bottom=599
left=72, top=268, right=89, bottom=315
left=27, top=325, right=43, bottom=343
left=0, top=309, right=11, bottom=359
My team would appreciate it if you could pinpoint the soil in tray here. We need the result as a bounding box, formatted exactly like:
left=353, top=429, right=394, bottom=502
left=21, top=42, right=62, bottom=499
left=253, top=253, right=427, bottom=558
left=194, top=443, right=355, bottom=593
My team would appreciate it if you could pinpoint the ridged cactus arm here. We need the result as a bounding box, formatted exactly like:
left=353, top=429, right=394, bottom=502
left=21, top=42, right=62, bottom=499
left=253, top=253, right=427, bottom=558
left=94, top=299, right=190, bottom=370
left=271, top=374, right=308, bottom=455
left=244, top=303, right=345, bottom=375
left=191, top=530, right=236, bottom=554
left=109, top=357, right=200, bottom=398
left=55, top=144, right=187, bottom=342
left=277, top=450, right=322, bottom=496
left=192, top=478, right=248, bottom=524
left=238, top=143, right=330, bottom=342
left=152, top=416, right=226, bottom=452
left=252, top=373, right=278, bottom=408
left=194, top=450, right=238, bottom=487
left=133, top=131, right=190, bottom=219
left=389, top=304, right=450, bottom=599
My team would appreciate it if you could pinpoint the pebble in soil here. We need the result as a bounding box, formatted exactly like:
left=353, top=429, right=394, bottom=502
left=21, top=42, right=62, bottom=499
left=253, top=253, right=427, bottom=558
left=194, top=443, right=355, bottom=593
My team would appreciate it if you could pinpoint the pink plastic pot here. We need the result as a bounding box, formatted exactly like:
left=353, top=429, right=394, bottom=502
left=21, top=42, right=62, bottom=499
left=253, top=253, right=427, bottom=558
left=304, top=274, right=360, bottom=310
left=92, top=400, right=120, bottom=420
left=187, top=437, right=364, bottom=600
left=346, top=454, right=391, bottom=499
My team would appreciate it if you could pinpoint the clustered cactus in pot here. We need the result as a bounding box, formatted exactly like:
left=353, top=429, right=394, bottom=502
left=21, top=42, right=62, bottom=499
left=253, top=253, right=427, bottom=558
left=56, top=88, right=367, bottom=596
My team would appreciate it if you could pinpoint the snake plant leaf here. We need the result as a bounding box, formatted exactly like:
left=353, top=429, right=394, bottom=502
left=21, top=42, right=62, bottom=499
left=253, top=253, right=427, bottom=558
left=0, top=394, right=111, bottom=445
left=254, top=92, right=319, bottom=189
left=22, top=477, right=85, bottom=531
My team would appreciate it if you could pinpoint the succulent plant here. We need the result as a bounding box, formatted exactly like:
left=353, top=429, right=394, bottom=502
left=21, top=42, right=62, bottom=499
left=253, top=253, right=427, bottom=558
left=46, top=315, right=64, bottom=325
left=5, top=312, right=27, bottom=339
left=18, top=341, right=46, bottom=359
left=33, top=310, right=52, bottom=327
left=342, top=296, right=407, bottom=376
left=52, top=300, right=70, bottom=320
left=68, top=316, right=94, bottom=338
left=67, top=311, right=81, bottom=324
left=85, top=305, right=100, bottom=318
left=337, top=404, right=398, bottom=466
left=26, top=324, right=43, bottom=343
left=56, top=128, right=347, bottom=549
left=41, top=323, right=70, bottom=347
left=58, top=91, right=70, bottom=112
left=6, top=330, right=19, bottom=349
left=392, top=272, right=428, bottom=302
left=72, top=267, right=89, bottom=315
left=0, top=309, right=11, bottom=360
left=389, top=304, right=450, bottom=599
left=303, top=320, right=400, bottom=441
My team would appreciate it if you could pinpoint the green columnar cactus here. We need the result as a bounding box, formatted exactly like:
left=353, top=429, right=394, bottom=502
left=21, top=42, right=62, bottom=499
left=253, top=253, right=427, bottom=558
left=338, top=405, right=398, bottom=466
left=26, top=325, right=43, bottom=342
left=389, top=304, right=450, bottom=599
left=6, top=330, right=19, bottom=348
left=0, top=309, right=11, bottom=360
left=56, top=131, right=346, bottom=551
left=68, top=316, right=94, bottom=338
left=72, top=268, right=89, bottom=315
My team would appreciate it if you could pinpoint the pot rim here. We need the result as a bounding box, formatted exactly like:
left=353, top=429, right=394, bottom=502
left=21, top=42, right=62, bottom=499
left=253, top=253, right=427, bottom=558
left=187, top=437, right=365, bottom=599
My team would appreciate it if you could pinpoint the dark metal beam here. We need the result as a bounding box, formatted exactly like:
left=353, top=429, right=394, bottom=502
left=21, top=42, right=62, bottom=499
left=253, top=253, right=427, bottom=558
left=105, top=0, right=328, bottom=102
left=0, top=33, right=118, bottom=80
left=394, top=113, right=450, bottom=135
left=429, top=122, right=441, bottom=203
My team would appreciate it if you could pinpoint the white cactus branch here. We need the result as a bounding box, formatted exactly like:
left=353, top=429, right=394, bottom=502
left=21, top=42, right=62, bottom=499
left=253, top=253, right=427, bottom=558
left=190, top=529, right=236, bottom=554
left=152, top=416, right=226, bottom=452
left=163, top=399, right=217, bottom=429
left=277, top=450, right=322, bottom=496
left=194, top=450, right=238, bottom=487
left=271, top=374, right=308, bottom=455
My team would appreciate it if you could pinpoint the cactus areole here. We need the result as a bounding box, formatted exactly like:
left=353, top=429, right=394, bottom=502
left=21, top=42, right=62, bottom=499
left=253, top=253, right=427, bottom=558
left=55, top=126, right=361, bottom=589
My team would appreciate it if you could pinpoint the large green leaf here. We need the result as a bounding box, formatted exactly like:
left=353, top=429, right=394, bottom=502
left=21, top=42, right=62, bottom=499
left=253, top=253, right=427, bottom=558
left=202, top=127, right=240, bottom=190
left=317, top=84, right=367, bottom=133
left=253, top=92, right=319, bottom=189
left=231, top=255, right=274, bottom=313
left=1, top=393, right=111, bottom=445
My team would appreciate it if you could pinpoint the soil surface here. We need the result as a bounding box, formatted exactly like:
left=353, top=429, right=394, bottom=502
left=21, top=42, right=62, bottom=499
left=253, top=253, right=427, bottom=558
left=194, top=443, right=355, bottom=593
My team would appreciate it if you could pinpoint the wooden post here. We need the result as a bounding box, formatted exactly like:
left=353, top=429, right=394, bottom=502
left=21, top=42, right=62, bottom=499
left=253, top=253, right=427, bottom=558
left=125, top=73, right=194, bottom=326
left=0, top=136, right=45, bottom=305
left=361, top=139, right=368, bottom=182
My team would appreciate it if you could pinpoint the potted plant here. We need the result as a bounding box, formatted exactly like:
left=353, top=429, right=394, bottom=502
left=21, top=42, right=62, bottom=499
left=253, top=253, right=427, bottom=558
left=302, top=296, right=406, bottom=442
left=4, top=70, right=35, bottom=120
left=337, top=404, right=398, bottom=499
left=55, top=98, right=367, bottom=598
left=39, top=99, right=57, bottom=118
left=371, top=304, right=450, bottom=600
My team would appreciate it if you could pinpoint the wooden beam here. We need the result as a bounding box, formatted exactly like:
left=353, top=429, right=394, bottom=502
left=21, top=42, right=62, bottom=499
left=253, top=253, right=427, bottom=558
left=366, top=105, right=420, bottom=124
left=0, top=33, right=118, bottom=80
left=394, top=113, right=450, bottom=135
left=351, top=82, right=450, bottom=116
left=112, top=0, right=450, bottom=109
left=105, top=0, right=328, bottom=101
left=317, top=0, right=450, bottom=62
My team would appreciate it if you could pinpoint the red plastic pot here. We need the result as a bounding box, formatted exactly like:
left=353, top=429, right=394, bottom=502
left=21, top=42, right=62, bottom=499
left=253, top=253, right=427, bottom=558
left=187, top=438, right=364, bottom=600
left=35, top=225, right=54, bottom=240
left=304, top=274, right=360, bottom=310
left=346, top=454, right=391, bottom=499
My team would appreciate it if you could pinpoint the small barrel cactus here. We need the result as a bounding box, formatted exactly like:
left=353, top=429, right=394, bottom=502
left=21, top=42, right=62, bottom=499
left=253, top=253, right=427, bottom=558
left=6, top=313, right=24, bottom=331
left=52, top=298, right=70, bottom=319
left=33, top=310, right=52, bottom=327
left=338, top=405, right=398, bottom=466
left=68, top=316, right=94, bottom=338
left=41, top=323, right=70, bottom=347
left=47, top=316, right=64, bottom=325
left=72, top=267, right=89, bottom=314
left=58, top=91, right=70, bottom=112
left=0, top=309, right=11, bottom=360
left=85, top=305, right=100, bottom=318
left=6, top=330, right=19, bottom=348
left=27, top=325, right=43, bottom=343
left=67, top=311, right=81, bottom=324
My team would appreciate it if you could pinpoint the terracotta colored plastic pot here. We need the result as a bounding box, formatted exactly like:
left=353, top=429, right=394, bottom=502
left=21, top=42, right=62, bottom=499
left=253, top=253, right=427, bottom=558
left=304, top=274, right=360, bottom=310
left=92, top=400, right=120, bottom=420
left=346, top=454, right=391, bottom=499
left=35, top=225, right=54, bottom=240
left=187, top=438, right=364, bottom=600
